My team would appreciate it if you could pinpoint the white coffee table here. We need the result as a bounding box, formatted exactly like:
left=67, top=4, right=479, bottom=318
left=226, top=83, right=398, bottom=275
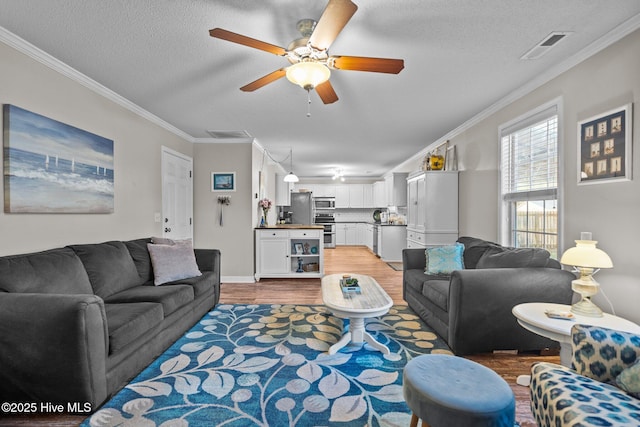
left=513, top=302, right=640, bottom=367
left=321, top=273, right=393, bottom=355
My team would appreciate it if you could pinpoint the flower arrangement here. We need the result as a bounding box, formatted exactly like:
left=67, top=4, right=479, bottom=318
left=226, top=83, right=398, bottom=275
left=259, top=198, right=272, bottom=226
left=258, top=198, right=272, bottom=210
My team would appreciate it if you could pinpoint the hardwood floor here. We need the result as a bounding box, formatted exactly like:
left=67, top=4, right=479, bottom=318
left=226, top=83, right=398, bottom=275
left=1, top=246, right=551, bottom=426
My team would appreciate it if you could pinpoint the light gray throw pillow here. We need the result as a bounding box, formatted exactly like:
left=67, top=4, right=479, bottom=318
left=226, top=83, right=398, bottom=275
left=147, top=240, right=202, bottom=285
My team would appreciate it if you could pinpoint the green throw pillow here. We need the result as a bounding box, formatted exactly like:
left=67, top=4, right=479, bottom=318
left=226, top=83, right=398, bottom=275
left=425, top=243, right=464, bottom=275
left=616, top=358, right=640, bottom=398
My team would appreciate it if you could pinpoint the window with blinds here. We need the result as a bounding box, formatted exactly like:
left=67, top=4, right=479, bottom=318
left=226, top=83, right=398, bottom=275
left=500, top=104, right=559, bottom=257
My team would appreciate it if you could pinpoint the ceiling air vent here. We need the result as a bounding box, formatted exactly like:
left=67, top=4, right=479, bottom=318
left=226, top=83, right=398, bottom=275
left=520, top=32, right=572, bottom=60
left=206, top=130, right=252, bottom=139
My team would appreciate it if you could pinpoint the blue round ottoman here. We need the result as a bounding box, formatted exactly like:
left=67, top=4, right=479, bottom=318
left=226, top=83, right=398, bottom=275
left=403, top=354, right=515, bottom=427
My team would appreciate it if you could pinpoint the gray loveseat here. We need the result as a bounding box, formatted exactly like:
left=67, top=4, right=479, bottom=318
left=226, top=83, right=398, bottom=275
left=0, top=237, right=220, bottom=411
left=403, top=236, right=574, bottom=355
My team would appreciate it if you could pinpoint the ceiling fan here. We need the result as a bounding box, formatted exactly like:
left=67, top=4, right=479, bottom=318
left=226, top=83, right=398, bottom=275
left=209, top=0, right=404, bottom=105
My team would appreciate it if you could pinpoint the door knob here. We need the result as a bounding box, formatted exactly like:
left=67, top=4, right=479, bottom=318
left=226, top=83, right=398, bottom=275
left=165, top=227, right=171, bottom=232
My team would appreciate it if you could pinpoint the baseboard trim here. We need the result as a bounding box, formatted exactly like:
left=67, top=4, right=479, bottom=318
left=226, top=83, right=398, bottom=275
left=221, top=276, right=255, bottom=283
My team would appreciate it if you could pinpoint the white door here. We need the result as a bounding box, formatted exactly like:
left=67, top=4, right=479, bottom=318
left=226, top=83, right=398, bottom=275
left=162, top=147, right=193, bottom=240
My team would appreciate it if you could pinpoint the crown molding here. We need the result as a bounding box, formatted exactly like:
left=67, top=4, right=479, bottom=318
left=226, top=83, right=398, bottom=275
left=0, top=26, right=194, bottom=143
left=395, top=13, right=640, bottom=173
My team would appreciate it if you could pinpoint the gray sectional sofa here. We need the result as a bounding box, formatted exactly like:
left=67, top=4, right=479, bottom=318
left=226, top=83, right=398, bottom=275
left=403, top=236, right=574, bottom=355
left=0, top=237, right=220, bottom=411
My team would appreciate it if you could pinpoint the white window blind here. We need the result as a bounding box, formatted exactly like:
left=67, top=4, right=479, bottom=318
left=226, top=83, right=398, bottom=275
left=500, top=104, right=559, bottom=255
left=501, top=107, right=558, bottom=200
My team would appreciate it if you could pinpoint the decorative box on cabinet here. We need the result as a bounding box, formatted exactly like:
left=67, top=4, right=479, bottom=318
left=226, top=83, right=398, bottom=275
left=406, top=171, right=458, bottom=248
left=255, top=228, right=324, bottom=280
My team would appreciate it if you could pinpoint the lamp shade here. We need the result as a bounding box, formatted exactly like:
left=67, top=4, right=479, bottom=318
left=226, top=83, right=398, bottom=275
left=560, top=239, right=613, bottom=269
left=286, top=62, right=330, bottom=90
left=283, top=172, right=299, bottom=183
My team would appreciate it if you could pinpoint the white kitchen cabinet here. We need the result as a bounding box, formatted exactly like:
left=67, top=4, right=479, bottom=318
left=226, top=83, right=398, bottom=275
left=336, top=223, right=358, bottom=245
left=356, top=223, right=367, bottom=245
left=255, top=228, right=324, bottom=280
left=275, top=174, right=292, bottom=206
left=373, top=181, right=386, bottom=207
left=335, top=184, right=366, bottom=208
left=348, top=184, right=364, bottom=208
left=379, top=225, right=408, bottom=262
left=345, top=223, right=357, bottom=244
left=335, top=185, right=350, bottom=208
left=335, top=223, right=347, bottom=245
left=365, top=223, right=374, bottom=250
left=406, top=171, right=458, bottom=248
left=363, top=184, right=374, bottom=208
left=314, top=184, right=336, bottom=197
left=384, top=172, right=408, bottom=207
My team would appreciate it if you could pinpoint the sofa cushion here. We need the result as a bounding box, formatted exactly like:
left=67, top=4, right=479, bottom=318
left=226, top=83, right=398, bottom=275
left=124, top=238, right=154, bottom=283
left=162, top=271, right=218, bottom=298
left=147, top=241, right=202, bottom=286
left=0, top=247, right=93, bottom=294
left=69, top=241, right=142, bottom=299
left=105, top=284, right=194, bottom=318
left=476, top=247, right=551, bottom=268
left=104, top=302, right=164, bottom=354
left=421, top=279, right=450, bottom=312
left=403, top=269, right=424, bottom=292
left=457, top=236, right=504, bottom=269
left=425, top=243, right=464, bottom=275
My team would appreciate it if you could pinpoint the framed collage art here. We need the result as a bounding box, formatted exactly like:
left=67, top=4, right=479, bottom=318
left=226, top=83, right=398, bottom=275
left=577, top=103, right=632, bottom=185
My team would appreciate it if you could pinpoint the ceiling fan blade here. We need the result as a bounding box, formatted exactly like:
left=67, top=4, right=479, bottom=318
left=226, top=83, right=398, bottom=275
left=308, top=0, right=358, bottom=51
left=209, top=28, right=287, bottom=56
left=240, top=69, right=287, bottom=92
left=330, top=55, right=404, bottom=74
left=315, top=80, right=339, bottom=104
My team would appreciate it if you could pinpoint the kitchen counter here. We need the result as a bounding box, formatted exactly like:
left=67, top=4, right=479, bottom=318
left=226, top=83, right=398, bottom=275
left=334, top=221, right=406, bottom=226
left=255, top=224, right=324, bottom=230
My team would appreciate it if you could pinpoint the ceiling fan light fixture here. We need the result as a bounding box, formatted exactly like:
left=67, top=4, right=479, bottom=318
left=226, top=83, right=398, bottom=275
left=286, top=61, right=330, bottom=90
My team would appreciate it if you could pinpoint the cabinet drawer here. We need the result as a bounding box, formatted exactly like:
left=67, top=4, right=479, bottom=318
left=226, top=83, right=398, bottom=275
left=407, top=230, right=427, bottom=243
left=289, top=230, right=321, bottom=238
left=406, top=240, right=426, bottom=249
left=258, top=230, right=289, bottom=239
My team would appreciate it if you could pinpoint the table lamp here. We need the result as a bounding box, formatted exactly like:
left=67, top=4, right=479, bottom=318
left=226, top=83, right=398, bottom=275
left=560, top=232, right=613, bottom=317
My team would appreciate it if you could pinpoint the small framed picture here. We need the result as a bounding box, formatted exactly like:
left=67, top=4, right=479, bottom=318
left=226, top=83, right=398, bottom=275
left=577, top=103, right=633, bottom=185
left=211, top=172, right=236, bottom=192
left=294, top=243, right=304, bottom=255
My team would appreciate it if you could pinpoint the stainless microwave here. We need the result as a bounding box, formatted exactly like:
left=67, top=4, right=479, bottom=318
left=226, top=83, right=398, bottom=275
left=313, top=197, right=335, bottom=209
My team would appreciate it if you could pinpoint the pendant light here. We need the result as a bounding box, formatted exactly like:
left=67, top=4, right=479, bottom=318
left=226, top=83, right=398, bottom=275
left=283, top=148, right=299, bottom=183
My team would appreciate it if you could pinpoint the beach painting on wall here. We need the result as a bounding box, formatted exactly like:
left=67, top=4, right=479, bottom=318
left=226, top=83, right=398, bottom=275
left=3, top=105, right=114, bottom=213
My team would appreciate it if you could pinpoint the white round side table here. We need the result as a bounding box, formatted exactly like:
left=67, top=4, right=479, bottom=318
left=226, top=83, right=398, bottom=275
left=512, top=302, right=640, bottom=367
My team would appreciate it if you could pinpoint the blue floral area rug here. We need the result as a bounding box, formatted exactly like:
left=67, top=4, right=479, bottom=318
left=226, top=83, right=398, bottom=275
left=84, top=304, right=452, bottom=427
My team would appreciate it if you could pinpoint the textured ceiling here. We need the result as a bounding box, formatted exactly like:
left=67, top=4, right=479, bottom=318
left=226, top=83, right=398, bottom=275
left=1, top=1, right=639, bottom=178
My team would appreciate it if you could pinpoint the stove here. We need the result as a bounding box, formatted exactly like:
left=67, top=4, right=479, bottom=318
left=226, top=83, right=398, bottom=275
left=314, top=213, right=336, bottom=248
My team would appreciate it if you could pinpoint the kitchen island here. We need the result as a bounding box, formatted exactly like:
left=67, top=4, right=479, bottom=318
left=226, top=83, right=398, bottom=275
left=255, top=225, right=324, bottom=281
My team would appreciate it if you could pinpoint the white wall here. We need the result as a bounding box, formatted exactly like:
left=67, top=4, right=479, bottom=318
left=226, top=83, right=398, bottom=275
left=0, top=40, right=192, bottom=255
left=450, top=28, right=640, bottom=323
